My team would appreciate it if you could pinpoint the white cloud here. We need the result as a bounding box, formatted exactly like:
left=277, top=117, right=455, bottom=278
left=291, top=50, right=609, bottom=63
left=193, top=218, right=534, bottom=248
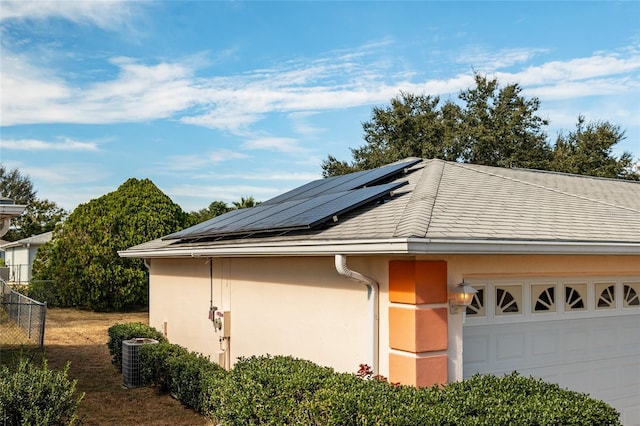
left=1, top=42, right=638, bottom=144
left=241, top=137, right=308, bottom=154
left=1, top=137, right=98, bottom=151
left=0, top=0, right=144, bottom=30
left=456, top=47, right=549, bottom=70
left=20, top=163, right=109, bottom=185
left=162, top=150, right=249, bottom=172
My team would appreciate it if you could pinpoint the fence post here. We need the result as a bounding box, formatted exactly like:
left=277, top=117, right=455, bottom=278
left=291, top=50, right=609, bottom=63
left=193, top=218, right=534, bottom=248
left=28, top=303, right=33, bottom=339
left=40, top=301, right=47, bottom=348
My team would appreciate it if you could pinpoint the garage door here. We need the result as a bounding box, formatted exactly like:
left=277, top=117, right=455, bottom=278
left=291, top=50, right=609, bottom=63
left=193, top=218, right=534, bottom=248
left=463, top=277, right=640, bottom=426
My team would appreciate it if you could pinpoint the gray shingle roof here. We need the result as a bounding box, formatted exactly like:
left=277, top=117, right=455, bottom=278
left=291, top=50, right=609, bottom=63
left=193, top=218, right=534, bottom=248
left=309, top=159, right=640, bottom=243
left=122, top=159, right=640, bottom=256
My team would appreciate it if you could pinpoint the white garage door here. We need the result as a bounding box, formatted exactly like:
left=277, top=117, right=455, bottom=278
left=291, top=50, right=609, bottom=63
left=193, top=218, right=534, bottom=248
left=463, top=277, right=640, bottom=426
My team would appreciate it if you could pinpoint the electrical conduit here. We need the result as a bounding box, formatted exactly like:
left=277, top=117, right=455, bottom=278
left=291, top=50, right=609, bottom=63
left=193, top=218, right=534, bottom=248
left=334, top=254, right=379, bottom=374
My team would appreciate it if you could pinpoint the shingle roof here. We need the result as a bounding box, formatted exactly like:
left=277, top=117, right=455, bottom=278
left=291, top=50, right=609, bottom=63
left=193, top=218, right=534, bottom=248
left=122, top=159, right=640, bottom=256
left=303, top=159, right=640, bottom=243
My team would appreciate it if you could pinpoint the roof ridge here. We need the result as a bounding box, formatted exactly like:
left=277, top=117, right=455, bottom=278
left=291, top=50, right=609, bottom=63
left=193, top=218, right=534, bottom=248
left=393, top=159, right=445, bottom=237
left=452, top=162, right=640, bottom=214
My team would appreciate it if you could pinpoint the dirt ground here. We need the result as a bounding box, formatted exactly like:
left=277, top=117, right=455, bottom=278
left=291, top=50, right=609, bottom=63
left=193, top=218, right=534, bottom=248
left=35, top=308, right=212, bottom=426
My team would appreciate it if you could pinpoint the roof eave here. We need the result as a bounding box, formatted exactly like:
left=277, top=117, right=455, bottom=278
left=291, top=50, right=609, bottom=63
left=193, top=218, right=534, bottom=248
left=119, top=237, right=640, bottom=258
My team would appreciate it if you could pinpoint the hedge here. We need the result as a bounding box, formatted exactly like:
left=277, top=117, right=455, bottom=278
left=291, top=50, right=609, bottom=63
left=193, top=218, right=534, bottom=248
left=107, top=323, right=621, bottom=425
left=0, top=358, right=84, bottom=425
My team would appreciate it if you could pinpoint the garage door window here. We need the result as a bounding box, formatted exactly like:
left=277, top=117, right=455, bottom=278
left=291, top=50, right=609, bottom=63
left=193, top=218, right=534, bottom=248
left=466, top=285, right=486, bottom=317
left=495, top=285, right=521, bottom=315
left=464, top=278, right=639, bottom=324
left=623, top=283, right=640, bottom=308
left=595, top=283, right=616, bottom=309
left=532, top=285, right=556, bottom=312
left=564, top=284, right=587, bottom=311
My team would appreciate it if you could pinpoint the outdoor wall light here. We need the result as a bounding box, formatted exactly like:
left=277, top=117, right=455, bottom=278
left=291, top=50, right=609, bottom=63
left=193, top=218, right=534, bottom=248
left=449, top=281, right=478, bottom=314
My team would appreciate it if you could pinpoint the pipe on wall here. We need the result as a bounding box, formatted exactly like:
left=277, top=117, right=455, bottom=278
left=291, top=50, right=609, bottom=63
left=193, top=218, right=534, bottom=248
left=334, top=254, right=379, bottom=374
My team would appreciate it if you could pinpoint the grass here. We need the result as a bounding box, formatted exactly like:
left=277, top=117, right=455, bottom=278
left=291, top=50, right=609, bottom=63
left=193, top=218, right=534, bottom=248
left=1, top=308, right=212, bottom=426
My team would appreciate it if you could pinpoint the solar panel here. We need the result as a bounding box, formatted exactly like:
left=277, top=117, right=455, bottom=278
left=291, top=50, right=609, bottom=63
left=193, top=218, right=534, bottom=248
left=262, top=158, right=421, bottom=205
left=165, top=181, right=408, bottom=240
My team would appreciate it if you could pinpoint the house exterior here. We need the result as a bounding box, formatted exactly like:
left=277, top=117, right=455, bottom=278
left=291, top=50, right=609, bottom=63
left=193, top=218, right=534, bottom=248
left=0, top=231, right=52, bottom=284
left=121, top=158, right=640, bottom=424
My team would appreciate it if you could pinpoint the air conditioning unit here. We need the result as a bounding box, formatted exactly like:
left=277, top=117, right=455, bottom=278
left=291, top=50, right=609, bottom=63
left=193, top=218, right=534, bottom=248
left=122, top=338, right=159, bottom=388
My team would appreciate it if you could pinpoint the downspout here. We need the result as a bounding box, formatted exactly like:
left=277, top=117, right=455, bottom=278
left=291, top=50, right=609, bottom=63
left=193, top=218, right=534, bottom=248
left=334, top=254, right=379, bottom=374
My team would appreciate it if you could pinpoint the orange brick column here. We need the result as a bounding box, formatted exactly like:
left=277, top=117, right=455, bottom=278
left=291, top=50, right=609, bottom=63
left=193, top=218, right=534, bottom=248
left=388, top=260, right=448, bottom=387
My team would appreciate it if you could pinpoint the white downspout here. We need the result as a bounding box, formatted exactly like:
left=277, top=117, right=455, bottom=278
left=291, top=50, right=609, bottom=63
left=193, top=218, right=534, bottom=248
left=334, top=254, right=379, bottom=374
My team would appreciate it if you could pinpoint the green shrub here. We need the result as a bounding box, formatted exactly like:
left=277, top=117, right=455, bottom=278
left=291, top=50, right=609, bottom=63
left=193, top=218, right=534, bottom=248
left=166, top=352, right=227, bottom=415
left=296, top=371, right=621, bottom=426
left=0, top=358, right=84, bottom=425
left=27, top=280, right=59, bottom=307
left=113, top=338, right=622, bottom=426
left=432, top=373, right=622, bottom=425
left=138, top=342, right=189, bottom=391
left=106, top=322, right=166, bottom=371
left=212, top=357, right=620, bottom=426
left=214, top=355, right=335, bottom=425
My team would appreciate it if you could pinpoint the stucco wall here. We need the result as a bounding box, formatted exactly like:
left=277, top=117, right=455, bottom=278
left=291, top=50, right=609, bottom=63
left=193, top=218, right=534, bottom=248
left=148, top=253, right=639, bottom=380
left=149, top=256, right=372, bottom=373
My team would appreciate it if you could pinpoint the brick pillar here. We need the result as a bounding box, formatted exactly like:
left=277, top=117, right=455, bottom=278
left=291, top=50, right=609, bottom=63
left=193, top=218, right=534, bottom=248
left=388, top=260, right=448, bottom=387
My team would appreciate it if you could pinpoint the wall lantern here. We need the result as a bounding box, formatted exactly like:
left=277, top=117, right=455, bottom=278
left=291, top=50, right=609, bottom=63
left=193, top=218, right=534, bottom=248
left=449, top=281, right=478, bottom=314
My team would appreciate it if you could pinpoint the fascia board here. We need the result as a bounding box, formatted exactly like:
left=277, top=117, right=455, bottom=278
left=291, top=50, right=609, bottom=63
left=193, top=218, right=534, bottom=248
left=0, top=204, right=27, bottom=218
left=406, top=238, right=640, bottom=255
left=119, top=237, right=640, bottom=258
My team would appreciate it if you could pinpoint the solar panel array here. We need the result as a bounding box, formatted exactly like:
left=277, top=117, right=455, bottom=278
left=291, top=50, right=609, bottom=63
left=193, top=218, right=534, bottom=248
left=165, top=158, right=421, bottom=240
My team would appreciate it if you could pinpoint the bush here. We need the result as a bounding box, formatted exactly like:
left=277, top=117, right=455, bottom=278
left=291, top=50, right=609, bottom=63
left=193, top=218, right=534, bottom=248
left=214, top=355, right=335, bottom=425
left=166, top=352, right=227, bottom=415
left=106, top=322, right=166, bottom=371
left=138, top=342, right=189, bottom=391
left=214, top=358, right=620, bottom=426
left=0, top=358, right=84, bottom=425
left=27, top=280, right=59, bottom=306
left=431, top=373, right=622, bottom=425
left=113, top=338, right=621, bottom=425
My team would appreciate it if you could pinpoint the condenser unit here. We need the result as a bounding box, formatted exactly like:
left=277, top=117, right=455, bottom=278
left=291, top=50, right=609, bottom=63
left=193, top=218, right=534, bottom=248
left=122, top=338, right=159, bottom=388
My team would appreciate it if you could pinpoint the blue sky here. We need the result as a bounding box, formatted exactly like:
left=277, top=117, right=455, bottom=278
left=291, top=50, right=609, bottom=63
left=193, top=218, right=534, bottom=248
left=1, top=1, right=639, bottom=212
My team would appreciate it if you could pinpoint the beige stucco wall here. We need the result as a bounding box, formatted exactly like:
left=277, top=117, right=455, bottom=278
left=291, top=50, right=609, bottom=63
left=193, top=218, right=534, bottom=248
left=149, top=256, right=372, bottom=374
left=148, top=253, right=639, bottom=381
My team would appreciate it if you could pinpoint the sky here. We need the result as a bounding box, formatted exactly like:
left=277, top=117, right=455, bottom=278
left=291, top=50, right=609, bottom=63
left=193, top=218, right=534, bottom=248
left=1, top=1, right=639, bottom=213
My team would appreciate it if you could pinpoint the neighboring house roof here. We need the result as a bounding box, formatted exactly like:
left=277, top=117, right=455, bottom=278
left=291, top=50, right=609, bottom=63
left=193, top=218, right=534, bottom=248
left=121, top=159, right=640, bottom=258
left=0, top=231, right=53, bottom=250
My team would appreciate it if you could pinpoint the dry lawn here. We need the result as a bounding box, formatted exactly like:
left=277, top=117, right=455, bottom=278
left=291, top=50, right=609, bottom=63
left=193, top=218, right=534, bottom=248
left=5, top=308, right=212, bottom=426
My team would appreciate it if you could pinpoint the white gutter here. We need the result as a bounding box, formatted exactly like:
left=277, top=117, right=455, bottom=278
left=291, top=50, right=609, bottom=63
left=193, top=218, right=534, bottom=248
left=334, top=254, right=379, bottom=375
left=119, top=237, right=640, bottom=258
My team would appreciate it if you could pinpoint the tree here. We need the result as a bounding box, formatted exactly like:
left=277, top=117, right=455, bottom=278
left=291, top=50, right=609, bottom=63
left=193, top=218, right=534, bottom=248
left=322, top=73, right=638, bottom=180
left=31, top=178, right=189, bottom=311
left=457, top=74, right=551, bottom=169
left=0, top=165, right=36, bottom=205
left=0, top=165, right=68, bottom=241
left=322, top=92, right=462, bottom=175
left=232, top=196, right=260, bottom=209
left=322, top=74, right=552, bottom=176
left=551, top=116, right=639, bottom=180
left=187, top=200, right=232, bottom=226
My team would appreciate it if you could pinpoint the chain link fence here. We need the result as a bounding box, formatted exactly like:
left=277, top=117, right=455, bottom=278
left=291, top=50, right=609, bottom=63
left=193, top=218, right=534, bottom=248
left=0, top=278, right=46, bottom=348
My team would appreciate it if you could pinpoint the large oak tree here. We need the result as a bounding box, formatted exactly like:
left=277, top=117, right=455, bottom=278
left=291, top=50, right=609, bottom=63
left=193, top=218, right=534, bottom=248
left=322, top=74, right=638, bottom=180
